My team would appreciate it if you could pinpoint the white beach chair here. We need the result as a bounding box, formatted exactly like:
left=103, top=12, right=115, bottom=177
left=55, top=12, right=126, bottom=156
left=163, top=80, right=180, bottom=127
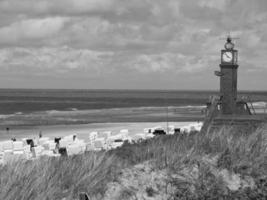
left=89, top=131, right=98, bottom=139
left=144, top=128, right=153, bottom=134
left=72, top=139, right=86, bottom=152
left=23, top=145, right=32, bottom=159
left=2, top=141, right=13, bottom=151
left=0, top=151, right=4, bottom=165
left=63, top=135, right=76, bottom=142
left=132, top=133, right=146, bottom=142
left=167, top=125, right=175, bottom=135
left=48, top=141, right=56, bottom=151
left=85, top=143, right=94, bottom=151
left=42, top=143, right=50, bottom=150
left=98, top=131, right=111, bottom=140
left=38, top=137, right=50, bottom=146
left=93, top=138, right=105, bottom=151
left=13, top=151, right=26, bottom=161
left=67, top=144, right=83, bottom=156
left=89, top=132, right=98, bottom=146
left=21, top=138, right=28, bottom=145
left=13, top=141, right=24, bottom=151
left=42, top=140, right=55, bottom=151
left=59, top=139, right=71, bottom=148
left=0, top=142, right=3, bottom=152
left=41, top=150, right=55, bottom=157
left=120, top=129, right=129, bottom=136
left=145, top=133, right=154, bottom=139
left=181, top=126, right=190, bottom=134
left=3, top=150, right=13, bottom=164
left=107, top=135, right=125, bottom=149
left=32, top=146, right=44, bottom=158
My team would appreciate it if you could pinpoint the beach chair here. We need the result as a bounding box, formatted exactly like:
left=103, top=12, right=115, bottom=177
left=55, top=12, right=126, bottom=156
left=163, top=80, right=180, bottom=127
left=93, top=138, right=105, bottom=151
left=181, top=126, right=190, bottom=134
left=167, top=125, right=175, bottom=135
left=13, top=141, right=24, bottom=151
left=67, top=144, right=83, bottom=156
left=38, top=137, right=50, bottom=146
left=32, top=146, right=44, bottom=158
left=2, top=140, right=13, bottom=151
left=107, top=135, right=125, bottom=149
left=88, top=132, right=97, bottom=147
left=85, top=143, right=94, bottom=151
left=98, top=131, right=111, bottom=140
left=120, top=129, right=129, bottom=136
left=132, top=133, right=146, bottom=142
left=0, top=142, right=4, bottom=152
left=76, top=140, right=86, bottom=152
left=0, top=151, right=4, bottom=165
left=42, top=143, right=50, bottom=150
left=89, top=132, right=98, bottom=140
left=63, top=135, right=76, bottom=142
left=3, top=150, right=13, bottom=164
left=48, top=141, right=56, bottom=150
left=59, top=139, right=70, bottom=148
left=144, top=128, right=154, bottom=134
left=23, top=145, right=32, bottom=159
left=41, top=150, right=55, bottom=157
left=13, top=151, right=26, bottom=161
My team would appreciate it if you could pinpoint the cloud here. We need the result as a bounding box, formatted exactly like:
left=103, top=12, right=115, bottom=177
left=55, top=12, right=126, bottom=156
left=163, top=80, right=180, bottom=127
left=0, top=17, right=67, bottom=45
left=0, top=47, right=115, bottom=77
left=0, top=0, right=267, bottom=89
left=0, top=0, right=115, bottom=16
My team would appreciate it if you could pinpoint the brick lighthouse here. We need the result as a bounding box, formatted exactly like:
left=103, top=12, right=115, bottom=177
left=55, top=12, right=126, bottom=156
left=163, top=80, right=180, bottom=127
left=202, top=36, right=265, bottom=133
left=218, top=36, right=238, bottom=114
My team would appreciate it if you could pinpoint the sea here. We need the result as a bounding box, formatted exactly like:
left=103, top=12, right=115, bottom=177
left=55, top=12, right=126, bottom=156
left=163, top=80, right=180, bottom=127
left=0, top=89, right=266, bottom=128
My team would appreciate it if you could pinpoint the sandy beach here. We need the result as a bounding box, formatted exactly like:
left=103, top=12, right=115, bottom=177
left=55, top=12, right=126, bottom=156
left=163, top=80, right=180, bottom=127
left=0, top=121, right=197, bottom=142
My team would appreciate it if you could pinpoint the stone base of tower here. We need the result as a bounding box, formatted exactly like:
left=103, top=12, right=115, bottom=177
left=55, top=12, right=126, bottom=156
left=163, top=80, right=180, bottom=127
left=206, top=114, right=265, bottom=134
left=201, top=96, right=267, bottom=134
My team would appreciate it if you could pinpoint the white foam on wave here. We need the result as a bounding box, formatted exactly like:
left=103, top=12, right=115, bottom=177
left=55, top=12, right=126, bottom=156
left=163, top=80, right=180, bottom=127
left=14, top=112, right=23, bottom=115
left=175, top=105, right=206, bottom=109
left=0, top=115, right=11, bottom=119
left=252, top=101, right=267, bottom=107
left=45, top=110, right=61, bottom=114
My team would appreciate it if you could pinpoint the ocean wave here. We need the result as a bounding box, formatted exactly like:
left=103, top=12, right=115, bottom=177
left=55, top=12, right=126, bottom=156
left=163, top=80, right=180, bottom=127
left=175, top=105, right=206, bottom=109
left=45, top=110, right=61, bottom=114
left=0, top=114, right=11, bottom=119
left=39, top=106, right=206, bottom=115
left=251, top=101, right=267, bottom=108
left=14, top=112, right=23, bottom=115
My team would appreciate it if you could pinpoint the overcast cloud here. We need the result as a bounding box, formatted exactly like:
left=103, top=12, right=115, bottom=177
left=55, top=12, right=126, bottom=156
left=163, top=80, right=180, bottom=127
left=0, top=0, right=266, bottom=90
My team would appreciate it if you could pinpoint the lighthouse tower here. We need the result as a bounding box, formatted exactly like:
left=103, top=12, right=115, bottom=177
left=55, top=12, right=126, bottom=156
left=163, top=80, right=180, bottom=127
left=201, top=36, right=265, bottom=134
left=219, top=36, right=238, bottom=114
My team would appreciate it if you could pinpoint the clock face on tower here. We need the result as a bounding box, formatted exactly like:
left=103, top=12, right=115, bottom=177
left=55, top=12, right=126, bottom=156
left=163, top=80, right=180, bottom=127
left=222, top=51, right=233, bottom=63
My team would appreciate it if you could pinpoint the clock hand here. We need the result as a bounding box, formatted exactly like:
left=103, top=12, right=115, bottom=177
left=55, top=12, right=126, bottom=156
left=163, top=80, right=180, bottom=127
left=226, top=54, right=231, bottom=58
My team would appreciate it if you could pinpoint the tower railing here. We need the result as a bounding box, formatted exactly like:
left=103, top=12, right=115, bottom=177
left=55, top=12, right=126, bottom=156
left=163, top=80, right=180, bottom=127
left=201, top=96, right=220, bottom=133
left=241, top=96, right=256, bottom=115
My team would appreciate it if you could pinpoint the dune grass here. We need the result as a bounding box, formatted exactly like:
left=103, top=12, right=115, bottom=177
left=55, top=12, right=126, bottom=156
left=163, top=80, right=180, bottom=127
left=0, top=124, right=266, bottom=200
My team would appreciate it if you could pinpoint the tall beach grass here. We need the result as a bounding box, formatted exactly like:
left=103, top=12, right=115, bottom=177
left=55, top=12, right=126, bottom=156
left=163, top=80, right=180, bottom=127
left=0, top=124, right=266, bottom=199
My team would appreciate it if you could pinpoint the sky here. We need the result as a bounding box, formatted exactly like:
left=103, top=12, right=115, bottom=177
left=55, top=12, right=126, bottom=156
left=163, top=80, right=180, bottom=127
left=0, top=0, right=266, bottom=90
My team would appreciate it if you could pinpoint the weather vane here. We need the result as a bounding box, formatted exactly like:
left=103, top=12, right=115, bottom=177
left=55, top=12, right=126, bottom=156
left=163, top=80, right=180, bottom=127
left=220, top=32, right=239, bottom=49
